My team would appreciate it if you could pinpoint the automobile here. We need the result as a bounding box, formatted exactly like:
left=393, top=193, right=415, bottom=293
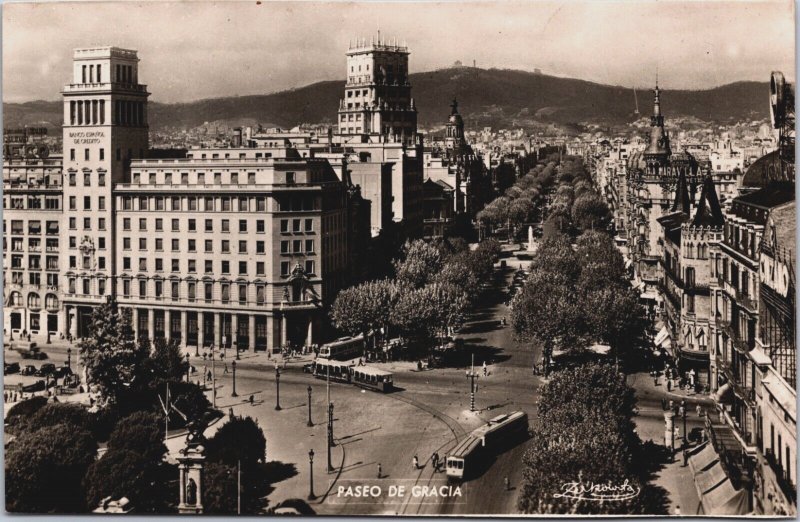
left=302, top=363, right=315, bottom=374
left=20, top=365, right=37, bottom=376
left=53, top=366, right=74, bottom=379
left=20, top=349, right=47, bottom=360
left=36, top=363, right=56, bottom=376
left=22, top=380, right=46, bottom=393
left=269, top=499, right=315, bottom=515
left=4, top=362, right=20, bottom=375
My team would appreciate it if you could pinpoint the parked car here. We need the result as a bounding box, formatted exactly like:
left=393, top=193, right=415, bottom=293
left=20, top=349, right=47, bottom=360
left=20, top=365, right=37, bottom=376
left=22, top=380, right=46, bottom=393
left=36, top=363, right=56, bottom=376
left=4, top=362, right=20, bottom=375
left=53, top=366, right=74, bottom=379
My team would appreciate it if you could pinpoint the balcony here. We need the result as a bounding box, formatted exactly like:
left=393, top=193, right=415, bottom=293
left=62, top=82, right=148, bottom=93
left=764, top=449, right=798, bottom=504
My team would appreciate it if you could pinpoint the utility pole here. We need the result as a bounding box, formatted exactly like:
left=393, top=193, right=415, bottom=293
left=237, top=459, right=241, bottom=515
left=466, top=352, right=478, bottom=412
left=211, top=347, right=217, bottom=408
left=327, top=403, right=334, bottom=473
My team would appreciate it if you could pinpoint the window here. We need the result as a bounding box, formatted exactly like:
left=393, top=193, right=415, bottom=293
left=165, top=173, right=172, bottom=185
left=155, top=280, right=163, bottom=298
left=83, top=218, right=91, bottom=230
left=69, top=256, right=77, bottom=269
left=248, top=172, right=256, bottom=184
left=305, top=260, right=315, bottom=275
left=205, top=260, right=213, bottom=273
left=155, top=238, right=163, bottom=251
left=257, top=262, right=265, bottom=276
left=239, top=220, right=247, bottom=233
left=188, top=259, right=197, bottom=273
left=69, top=196, right=77, bottom=210
left=238, top=284, right=247, bottom=304
left=172, top=239, right=180, bottom=251
left=70, top=149, right=76, bottom=162
left=286, top=172, right=295, bottom=184
left=123, top=257, right=131, bottom=270
left=123, top=218, right=131, bottom=231
left=239, top=261, right=247, bottom=275
left=69, top=218, right=77, bottom=229
left=257, top=198, right=266, bottom=211
left=221, top=260, right=230, bottom=274
left=293, top=240, right=302, bottom=253
left=99, top=149, right=105, bottom=161
left=222, top=198, right=231, bottom=212
left=155, top=218, right=163, bottom=231
left=281, top=240, right=290, bottom=253
left=305, top=239, right=314, bottom=253
left=221, top=219, right=230, bottom=232
left=205, top=240, right=213, bottom=253
left=155, top=258, right=163, bottom=272
left=139, top=238, right=147, bottom=250
left=222, top=240, right=230, bottom=253
left=98, top=218, right=106, bottom=230
left=84, top=149, right=90, bottom=161
left=171, top=281, right=179, bottom=301
left=221, top=284, right=230, bottom=303
left=171, top=259, right=179, bottom=272
left=231, top=173, right=238, bottom=184
left=293, top=219, right=301, bottom=232
left=98, top=237, right=105, bottom=249
left=83, top=278, right=90, bottom=295
left=205, top=219, right=213, bottom=232
left=239, top=240, right=247, bottom=253
left=305, top=218, right=314, bottom=232
left=123, top=237, right=131, bottom=250
left=139, top=258, right=147, bottom=271
left=281, top=261, right=290, bottom=276
left=69, top=236, right=77, bottom=248
left=139, top=218, right=147, bottom=231
left=257, top=241, right=265, bottom=254
left=188, top=219, right=196, bottom=232
left=188, top=239, right=196, bottom=252
left=188, top=282, right=196, bottom=301
left=258, top=220, right=267, bottom=233
left=214, top=172, right=222, bottom=184
left=98, top=172, right=106, bottom=186
left=205, top=283, right=213, bottom=301
left=181, top=172, right=189, bottom=184
left=123, top=279, right=131, bottom=297
left=84, top=196, right=91, bottom=210
left=257, top=285, right=265, bottom=304
left=172, top=219, right=179, bottom=232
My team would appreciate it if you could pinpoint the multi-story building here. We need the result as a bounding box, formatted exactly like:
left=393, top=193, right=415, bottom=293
left=4, top=45, right=368, bottom=354
left=2, top=130, right=64, bottom=337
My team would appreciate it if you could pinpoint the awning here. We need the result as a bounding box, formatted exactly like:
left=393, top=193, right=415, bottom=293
left=695, top=461, right=727, bottom=494
left=654, top=326, right=670, bottom=347
left=713, top=383, right=733, bottom=404
left=761, top=378, right=797, bottom=423
left=698, top=479, right=749, bottom=515
left=688, top=442, right=719, bottom=476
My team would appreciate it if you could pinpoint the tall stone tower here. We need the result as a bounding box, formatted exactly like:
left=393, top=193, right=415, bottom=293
left=643, top=84, right=671, bottom=178
left=337, top=34, right=417, bottom=144
left=61, top=47, right=149, bottom=337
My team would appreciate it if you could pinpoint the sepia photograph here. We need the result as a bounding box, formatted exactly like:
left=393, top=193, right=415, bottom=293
left=1, top=0, right=796, bottom=516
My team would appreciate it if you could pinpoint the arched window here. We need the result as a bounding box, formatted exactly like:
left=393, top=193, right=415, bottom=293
left=9, top=291, right=21, bottom=306
left=27, top=293, right=41, bottom=309
left=45, top=294, right=59, bottom=310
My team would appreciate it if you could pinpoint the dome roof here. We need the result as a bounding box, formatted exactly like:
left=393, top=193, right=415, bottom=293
left=741, top=149, right=781, bottom=188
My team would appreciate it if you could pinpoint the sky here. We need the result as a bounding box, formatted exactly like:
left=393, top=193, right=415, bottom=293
left=2, top=0, right=796, bottom=103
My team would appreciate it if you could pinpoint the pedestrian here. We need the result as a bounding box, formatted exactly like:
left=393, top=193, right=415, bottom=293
left=249, top=395, right=255, bottom=406
left=661, top=398, right=667, bottom=411
left=667, top=379, right=672, bottom=392
left=696, top=404, right=703, bottom=417
left=283, top=358, right=287, bottom=369
left=675, top=505, right=681, bottom=516
left=224, top=363, right=229, bottom=374
left=207, top=370, right=212, bottom=382
left=483, top=361, right=488, bottom=377
left=413, top=455, right=419, bottom=470
left=431, top=452, right=439, bottom=471
left=377, top=462, right=382, bottom=479
left=653, top=371, right=659, bottom=386
left=682, top=448, right=688, bottom=467
left=504, top=476, right=510, bottom=491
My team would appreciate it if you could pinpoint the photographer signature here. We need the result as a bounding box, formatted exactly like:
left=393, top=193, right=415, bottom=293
left=553, top=479, right=640, bottom=502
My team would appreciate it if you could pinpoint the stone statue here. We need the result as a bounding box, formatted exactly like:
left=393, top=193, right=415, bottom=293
left=186, top=478, right=197, bottom=506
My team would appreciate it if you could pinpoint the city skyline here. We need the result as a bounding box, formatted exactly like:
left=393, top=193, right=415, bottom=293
left=3, top=0, right=795, bottom=104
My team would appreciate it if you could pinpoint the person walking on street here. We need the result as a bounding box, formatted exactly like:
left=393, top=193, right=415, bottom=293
left=377, top=463, right=382, bottom=479
left=504, top=477, right=510, bottom=491
left=224, top=363, right=229, bottom=374
left=483, top=361, right=488, bottom=377
left=413, top=455, right=419, bottom=470
left=431, top=452, right=439, bottom=472
left=249, top=395, right=255, bottom=406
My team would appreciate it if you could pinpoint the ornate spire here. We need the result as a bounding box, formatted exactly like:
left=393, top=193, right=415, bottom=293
left=671, top=166, right=691, bottom=214
left=450, top=97, right=459, bottom=115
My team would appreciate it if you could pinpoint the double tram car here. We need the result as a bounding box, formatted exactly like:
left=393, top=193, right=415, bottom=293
left=319, top=336, right=364, bottom=361
left=351, top=366, right=394, bottom=393
left=311, top=358, right=353, bottom=383
left=445, top=411, right=528, bottom=480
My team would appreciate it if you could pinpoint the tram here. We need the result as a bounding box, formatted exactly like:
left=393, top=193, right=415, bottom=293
left=319, top=335, right=364, bottom=360
left=311, top=358, right=353, bottom=383
left=445, top=411, right=529, bottom=480
left=351, top=366, right=394, bottom=393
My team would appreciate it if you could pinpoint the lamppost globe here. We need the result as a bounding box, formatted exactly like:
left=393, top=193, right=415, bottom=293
left=309, top=448, right=314, bottom=462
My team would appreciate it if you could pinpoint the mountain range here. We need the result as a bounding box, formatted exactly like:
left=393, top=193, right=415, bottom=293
left=3, top=67, right=769, bottom=132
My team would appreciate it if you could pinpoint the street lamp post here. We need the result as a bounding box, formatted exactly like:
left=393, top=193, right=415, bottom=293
left=211, top=347, right=217, bottom=408
left=308, top=449, right=316, bottom=501
left=307, top=385, right=313, bottom=427
left=66, top=347, right=72, bottom=371
left=195, top=338, right=199, bottom=357
left=466, top=353, right=478, bottom=412
left=327, top=402, right=334, bottom=473
left=275, top=367, right=282, bottom=410
left=680, top=400, right=687, bottom=446
left=231, top=360, right=238, bottom=397
left=185, top=353, right=190, bottom=383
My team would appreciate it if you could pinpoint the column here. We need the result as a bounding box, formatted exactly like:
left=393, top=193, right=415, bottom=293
left=248, top=315, right=256, bottom=352
left=148, top=309, right=155, bottom=341
left=306, top=317, right=313, bottom=348
left=69, top=307, right=78, bottom=339
left=180, top=311, right=188, bottom=348
left=132, top=308, right=140, bottom=342
left=214, top=312, right=221, bottom=348
left=59, top=307, right=68, bottom=338
left=266, top=315, right=275, bottom=354
left=164, top=310, right=172, bottom=342
left=280, top=314, right=288, bottom=349
left=197, top=312, right=205, bottom=348
left=232, top=314, right=239, bottom=350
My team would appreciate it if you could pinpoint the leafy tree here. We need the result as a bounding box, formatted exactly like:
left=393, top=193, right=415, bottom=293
left=391, top=286, right=441, bottom=345
left=107, top=411, right=168, bottom=463
left=584, top=284, right=648, bottom=372
left=572, top=192, right=611, bottom=231
left=206, top=416, right=267, bottom=469
left=83, top=449, right=174, bottom=513
left=529, top=232, right=580, bottom=283
left=141, top=337, right=189, bottom=383
left=576, top=230, right=627, bottom=290
left=6, top=424, right=97, bottom=513
left=5, top=396, right=48, bottom=432
left=433, top=257, right=479, bottom=300
left=78, top=300, right=149, bottom=406
left=12, top=402, right=96, bottom=438
left=393, top=239, right=443, bottom=288
left=330, top=279, right=397, bottom=346
left=203, top=462, right=264, bottom=514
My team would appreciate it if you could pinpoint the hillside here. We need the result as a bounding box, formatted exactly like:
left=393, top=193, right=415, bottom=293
left=3, top=67, right=769, bottom=132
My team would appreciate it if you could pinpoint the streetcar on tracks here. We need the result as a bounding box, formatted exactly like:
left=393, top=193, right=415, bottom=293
left=445, top=411, right=529, bottom=480
left=311, top=358, right=353, bottom=383
left=351, top=366, right=394, bottom=393
left=319, top=335, right=364, bottom=360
